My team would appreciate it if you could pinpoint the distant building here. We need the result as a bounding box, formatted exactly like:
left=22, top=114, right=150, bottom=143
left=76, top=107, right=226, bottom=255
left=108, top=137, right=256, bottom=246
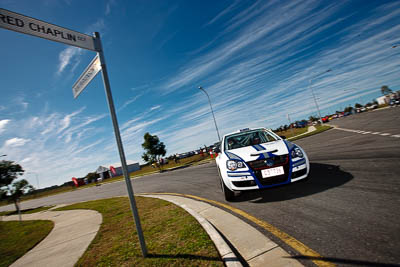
left=376, top=95, right=389, bottom=105
left=96, top=166, right=110, bottom=180
left=377, top=90, right=400, bottom=105
left=109, top=160, right=140, bottom=177
left=80, top=161, right=142, bottom=184
left=108, top=161, right=140, bottom=177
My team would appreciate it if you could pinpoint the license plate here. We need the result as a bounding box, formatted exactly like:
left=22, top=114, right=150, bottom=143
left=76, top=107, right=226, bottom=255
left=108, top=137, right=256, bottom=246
left=261, top=166, right=284, bottom=178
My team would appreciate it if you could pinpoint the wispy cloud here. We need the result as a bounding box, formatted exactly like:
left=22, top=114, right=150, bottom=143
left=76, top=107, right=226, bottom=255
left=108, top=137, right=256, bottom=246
left=162, top=0, right=340, bottom=93
left=58, top=113, right=107, bottom=143
left=117, top=93, right=144, bottom=112
left=0, top=109, right=111, bottom=188
left=57, top=47, right=82, bottom=75
left=105, top=0, right=116, bottom=16
left=14, top=96, right=29, bottom=112
left=57, top=107, right=86, bottom=134
left=155, top=0, right=400, bottom=156
left=90, top=19, right=106, bottom=32
left=0, top=120, right=10, bottom=134
left=204, top=0, right=240, bottom=27
left=155, top=30, right=178, bottom=51
left=4, top=137, right=30, bottom=147
left=150, top=105, right=161, bottom=111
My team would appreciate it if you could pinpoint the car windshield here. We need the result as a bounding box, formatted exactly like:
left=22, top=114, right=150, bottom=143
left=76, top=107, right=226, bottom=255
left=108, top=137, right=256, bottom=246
left=224, top=130, right=278, bottom=150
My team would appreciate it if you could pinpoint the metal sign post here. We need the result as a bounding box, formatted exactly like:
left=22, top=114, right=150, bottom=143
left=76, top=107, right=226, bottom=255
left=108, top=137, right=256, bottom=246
left=0, top=8, right=147, bottom=257
left=94, top=32, right=147, bottom=257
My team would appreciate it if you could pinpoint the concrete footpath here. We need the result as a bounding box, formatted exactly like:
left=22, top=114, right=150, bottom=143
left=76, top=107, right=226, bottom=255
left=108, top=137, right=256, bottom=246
left=288, top=126, right=316, bottom=140
left=2, top=209, right=102, bottom=267
left=2, top=195, right=302, bottom=267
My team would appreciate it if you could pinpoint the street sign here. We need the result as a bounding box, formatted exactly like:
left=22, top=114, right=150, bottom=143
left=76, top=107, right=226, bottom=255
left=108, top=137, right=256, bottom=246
left=1, top=8, right=148, bottom=256
left=72, top=55, right=101, bottom=98
left=0, top=8, right=97, bottom=51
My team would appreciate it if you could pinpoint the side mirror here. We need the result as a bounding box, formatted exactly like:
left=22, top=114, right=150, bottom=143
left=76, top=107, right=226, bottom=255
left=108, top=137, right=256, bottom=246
left=279, top=135, right=286, bottom=139
left=214, top=147, right=221, bottom=153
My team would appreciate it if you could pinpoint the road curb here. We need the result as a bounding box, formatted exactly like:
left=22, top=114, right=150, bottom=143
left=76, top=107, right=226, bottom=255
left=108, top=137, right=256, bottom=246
left=141, top=194, right=304, bottom=267
left=141, top=194, right=242, bottom=267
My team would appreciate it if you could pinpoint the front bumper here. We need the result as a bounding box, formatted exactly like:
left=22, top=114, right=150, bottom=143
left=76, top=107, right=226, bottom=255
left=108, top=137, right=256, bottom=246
left=225, top=158, right=308, bottom=191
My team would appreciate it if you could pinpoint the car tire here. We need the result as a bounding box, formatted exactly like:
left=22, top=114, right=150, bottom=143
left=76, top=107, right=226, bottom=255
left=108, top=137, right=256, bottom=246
left=220, top=178, right=235, bottom=201
left=217, top=167, right=235, bottom=201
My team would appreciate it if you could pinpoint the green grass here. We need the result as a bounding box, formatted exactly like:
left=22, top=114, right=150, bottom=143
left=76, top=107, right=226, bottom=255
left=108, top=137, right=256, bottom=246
left=55, top=197, right=223, bottom=266
left=0, top=206, right=54, bottom=216
left=275, top=126, right=309, bottom=138
left=0, top=220, right=54, bottom=267
left=289, top=125, right=332, bottom=141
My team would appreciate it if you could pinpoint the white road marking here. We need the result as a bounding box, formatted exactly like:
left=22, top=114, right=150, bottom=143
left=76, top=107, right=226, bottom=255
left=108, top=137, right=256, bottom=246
left=334, top=127, right=399, bottom=138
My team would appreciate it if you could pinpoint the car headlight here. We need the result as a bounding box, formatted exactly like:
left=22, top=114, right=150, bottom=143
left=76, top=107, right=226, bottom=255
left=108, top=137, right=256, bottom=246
left=226, top=160, right=245, bottom=171
left=291, top=147, right=304, bottom=158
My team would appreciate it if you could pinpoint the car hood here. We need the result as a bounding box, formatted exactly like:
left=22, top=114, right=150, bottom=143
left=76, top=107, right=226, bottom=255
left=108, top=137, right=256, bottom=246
left=225, top=140, right=289, bottom=162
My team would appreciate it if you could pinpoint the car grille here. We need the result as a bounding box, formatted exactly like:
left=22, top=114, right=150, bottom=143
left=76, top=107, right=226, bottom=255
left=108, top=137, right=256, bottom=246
left=246, top=154, right=289, bottom=170
left=246, top=154, right=290, bottom=186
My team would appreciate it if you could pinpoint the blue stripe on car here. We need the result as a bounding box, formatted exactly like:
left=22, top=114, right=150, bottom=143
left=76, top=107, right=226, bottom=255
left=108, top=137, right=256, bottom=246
left=282, top=140, right=293, bottom=181
left=252, top=144, right=265, bottom=151
left=284, top=140, right=295, bottom=151
left=248, top=141, right=292, bottom=188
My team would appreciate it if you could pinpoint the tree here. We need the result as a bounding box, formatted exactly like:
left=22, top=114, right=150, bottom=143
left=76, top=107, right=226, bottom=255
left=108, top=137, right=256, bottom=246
left=344, top=106, right=353, bottom=113
left=355, top=103, right=362, bottom=108
left=0, top=160, right=24, bottom=187
left=308, top=116, right=318, bottom=122
left=85, top=172, right=99, bottom=183
left=141, top=133, right=166, bottom=169
left=0, top=160, right=33, bottom=213
left=381, top=85, right=393, bottom=95
left=8, top=179, right=34, bottom=213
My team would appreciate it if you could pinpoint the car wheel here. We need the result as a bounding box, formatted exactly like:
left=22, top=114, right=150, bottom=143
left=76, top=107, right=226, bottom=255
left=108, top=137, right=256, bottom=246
left=217, top=167, right=235, bottom=201
left=220, top=178, right=235, bottom=201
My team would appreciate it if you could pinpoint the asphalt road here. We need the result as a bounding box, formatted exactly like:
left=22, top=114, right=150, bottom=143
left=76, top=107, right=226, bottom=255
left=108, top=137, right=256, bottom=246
left=2, top=107, right=399, bottom=267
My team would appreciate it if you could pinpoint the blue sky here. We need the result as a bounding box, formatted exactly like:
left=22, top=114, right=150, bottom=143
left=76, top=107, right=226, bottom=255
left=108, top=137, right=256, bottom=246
left=1, top=0, right=399, bottom=188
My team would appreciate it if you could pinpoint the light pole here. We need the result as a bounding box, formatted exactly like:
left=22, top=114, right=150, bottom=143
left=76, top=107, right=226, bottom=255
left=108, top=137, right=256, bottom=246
left=198, top=86, right=221, bottom=142
left=286, top=114, right=295, bottom=137
left=309, top=69, right=332, bottom=124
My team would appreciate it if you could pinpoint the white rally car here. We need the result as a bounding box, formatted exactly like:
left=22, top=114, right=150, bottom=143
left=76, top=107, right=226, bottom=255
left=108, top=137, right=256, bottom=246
left=215, top=128, right=309, bottom=201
